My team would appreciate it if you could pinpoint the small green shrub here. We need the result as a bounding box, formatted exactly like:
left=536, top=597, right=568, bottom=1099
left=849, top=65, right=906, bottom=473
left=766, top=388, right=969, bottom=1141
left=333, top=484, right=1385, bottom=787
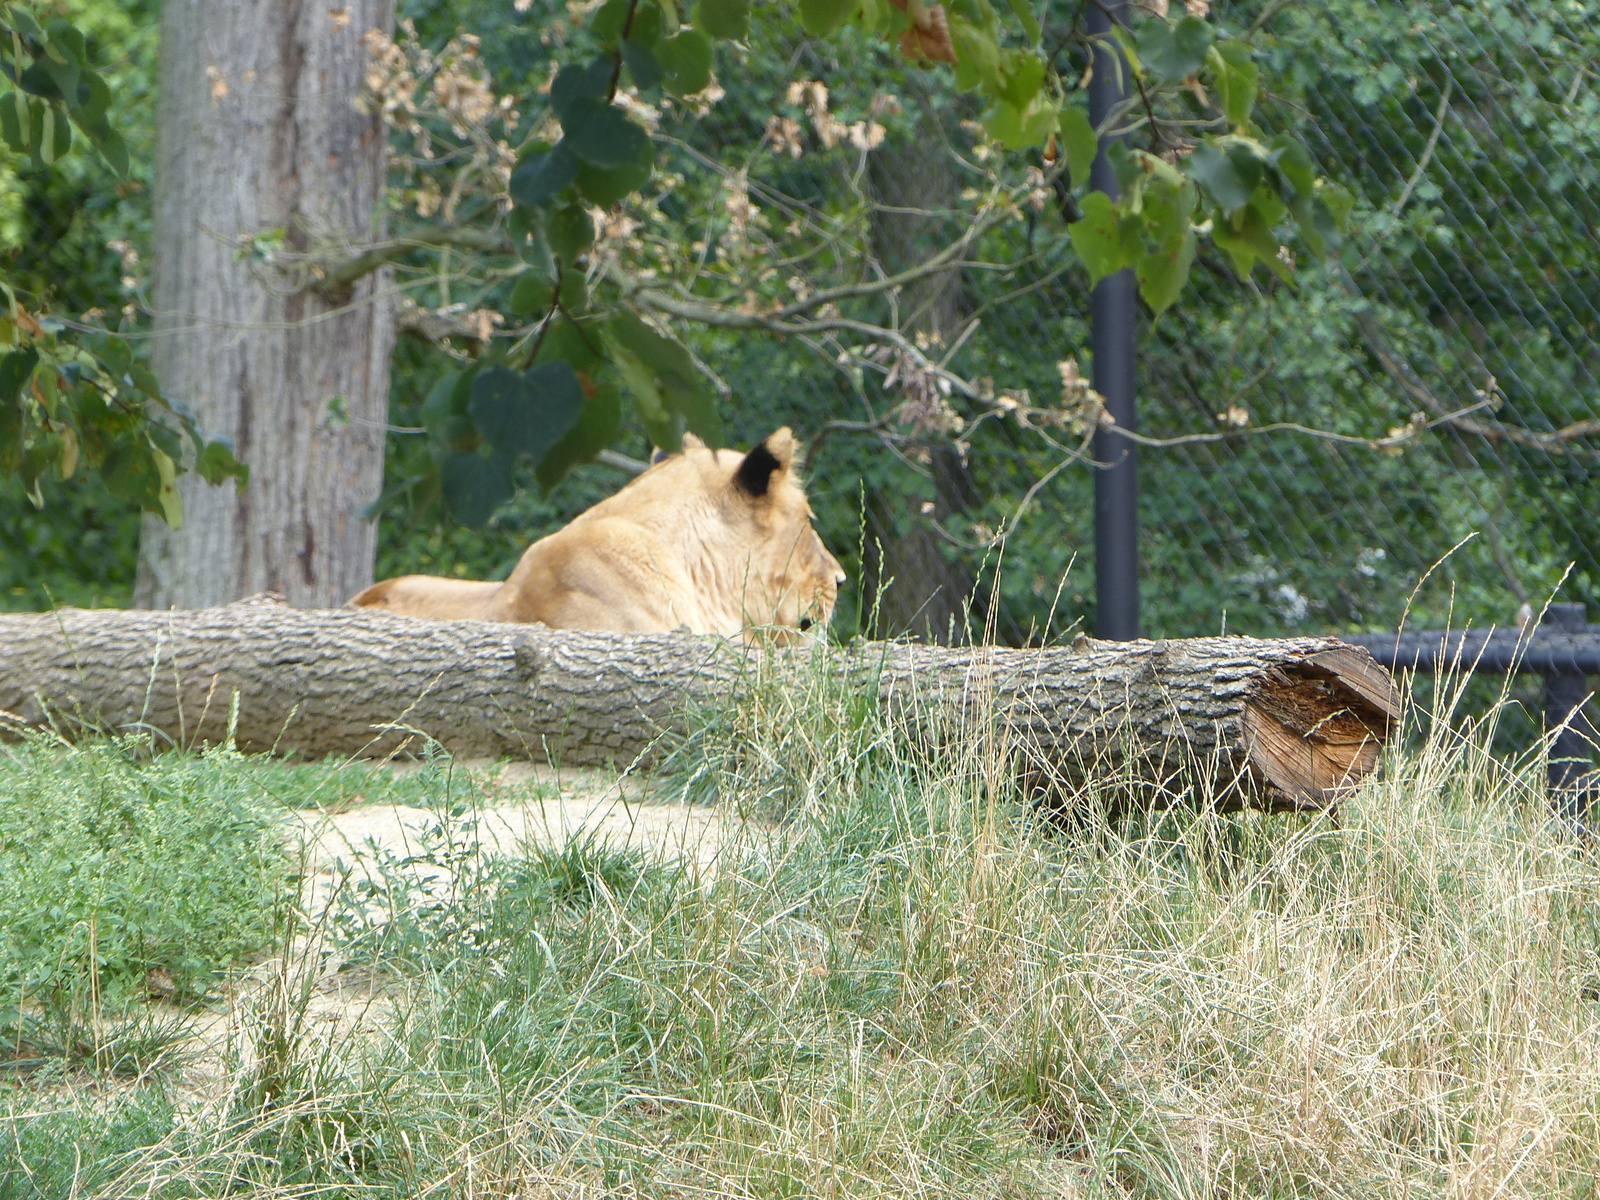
left=0, top=735, right=291, bottom=1027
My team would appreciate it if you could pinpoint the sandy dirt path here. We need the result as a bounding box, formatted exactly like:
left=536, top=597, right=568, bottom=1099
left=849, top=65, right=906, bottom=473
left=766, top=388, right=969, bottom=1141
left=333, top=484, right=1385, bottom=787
left=289, top=762, right=734, bottom=888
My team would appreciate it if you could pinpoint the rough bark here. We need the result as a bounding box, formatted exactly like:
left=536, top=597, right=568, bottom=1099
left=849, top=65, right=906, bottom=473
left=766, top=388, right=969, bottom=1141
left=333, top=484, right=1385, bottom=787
left=863, top=99, right=985, bottom=644
left=135, top=0, right=396, bottom=610
left=0, top=600, right=1399, bottom=812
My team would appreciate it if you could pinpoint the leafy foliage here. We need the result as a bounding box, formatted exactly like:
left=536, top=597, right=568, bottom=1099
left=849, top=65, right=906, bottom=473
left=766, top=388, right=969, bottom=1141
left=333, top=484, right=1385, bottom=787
left=0, top=2, right=245, bottom=525
left=0, top=734, right=289, bottom=1025
left=11, top=0, right=1593, bottom=654
left=353, top=0, right=1342, bottom=531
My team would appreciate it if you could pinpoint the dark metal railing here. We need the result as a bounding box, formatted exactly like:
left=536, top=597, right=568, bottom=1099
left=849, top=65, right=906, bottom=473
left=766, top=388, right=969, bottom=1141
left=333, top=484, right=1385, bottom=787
left=1341, top=602, right=1599, bottom=826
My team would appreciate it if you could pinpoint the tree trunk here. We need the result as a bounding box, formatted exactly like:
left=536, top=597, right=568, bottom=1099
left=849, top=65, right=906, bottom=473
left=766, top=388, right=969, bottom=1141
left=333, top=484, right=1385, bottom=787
left=0, top=600, right=1399, bottom=812
left=134, top=0, right=396, bottom=610
left=864, top=98, right=985, bottom=644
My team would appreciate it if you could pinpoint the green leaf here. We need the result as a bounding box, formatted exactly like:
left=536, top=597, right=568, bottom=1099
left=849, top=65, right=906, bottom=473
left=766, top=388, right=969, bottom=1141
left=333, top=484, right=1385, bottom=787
left=1289, top=194, right=1324, bottom=258
left=621, top=38, right=663, bottom=90
left=951, top=17, right=1003, bottom=91
left=559, top=268, right=587, bottom=314
left=1268, top=134, right=1314, bottom=199
left=1320, top=182, right=1354, bottom=232
left=510, top=272, right=555, bottom=315
left=0, top=97, right=26, bottom=154
left=127, top=362, right=163, bottom=401
left=154, top=449, right=183, bottom=527
left=574, top=152, right=652, bottom=206
left=0, top=347, right=39, bottom=403
left=1059, top=107, right=1097, bottom=191
left=610, top=341, right=675, bottom=448
left=997, top=50, right=1045, bottom=109
left=695, top=0, right=748, bottom=39
left=510, top=145, right=578, bottom=207
left=1005, top=0, right=1041, bottom=44
left=1136, top=226, right=1195, bottom=313
left=606, top=314, right=722, bottom=445
left=43, top=19, right=86, bottom=66
left=659, top=371, right=722, bottom=444
left=1305, top=188, right=1351, bottom=254
left=0, top=96, right=52, bottom=162
left=1134, top=15, right=1213, bottom=84
left=610, top=312, right=691, bottom=378
left=536, top=317, right=604, bottom=375
left=536, top=379, right=623, bottom=491
left=658, top=29, right=712, bottom=95
left=0, top=388, right=18, bottom=448
left=1249, top=183, right=1286, bottom=227
left=6, top=6, right=47, bottom=42
left=144, top=415, right=184, bottom=462
left=985, top=94, right=1056, bottom=151
left=508, top=206, right=556, bottom=274
left=799, top=0, right=856, bottom=36
left=1141, top=177, right=1196, bottom=249
left=90, top=125, right=127, bottom=176
left=560, top=100, right=650, bottom=170
left=628, top=0, right=664, bottom=44
left=37, top=55, right=78, bottom=107
left=1209, top=41, right=1257, bottom=125
left=195, top=439, right=248, bottom=490
left=39, top=102, right=69, bottom=163
left=69, top=68, right=114, bottom=134
left=549, top=59, right=613, bottom=120
left=1210, top=202, right=1279, bottom=279
left=441, top=451, right=515, bottom=528
left=591, top=0, right=636, bottom=42
left=102, top=441, right=161, bottom=510
left=422, top=369, right=476, bottom=446
left=469, top=363, right=586, bottom=461
left=1105, top=140, right=1138, bottom=194
left=17, top=61, right=64, bottom=100
left=1068, top=191, right=1126, bottom=284
left=548, top=203, right=595, bottom=261
left=1187, top=141, right=1252, bottom=215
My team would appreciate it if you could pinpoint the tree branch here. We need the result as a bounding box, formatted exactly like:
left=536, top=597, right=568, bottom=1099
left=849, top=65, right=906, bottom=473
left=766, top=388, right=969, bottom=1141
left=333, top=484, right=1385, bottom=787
left=627, top=286, right=985, bottom=402
left=1333, top=263, right=1600, bottom=454
left=314, top=226, right=512, bottom=299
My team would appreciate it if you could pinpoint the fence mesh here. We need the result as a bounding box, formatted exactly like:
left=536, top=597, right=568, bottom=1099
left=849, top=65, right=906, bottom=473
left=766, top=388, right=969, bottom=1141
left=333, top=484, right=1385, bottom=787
left=1136, top=0, right=1600, bottom=639
left=752, top=0, right=1600, bottom=649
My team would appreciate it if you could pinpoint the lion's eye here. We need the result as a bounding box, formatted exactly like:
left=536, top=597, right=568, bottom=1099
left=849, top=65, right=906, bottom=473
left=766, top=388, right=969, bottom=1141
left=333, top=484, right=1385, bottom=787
left=799, top=618, right=814, bottom=632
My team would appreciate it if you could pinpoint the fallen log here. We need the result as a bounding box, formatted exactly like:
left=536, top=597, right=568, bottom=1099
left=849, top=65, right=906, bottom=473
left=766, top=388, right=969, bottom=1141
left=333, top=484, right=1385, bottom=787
left=0, top=597, right=1399, bottom=811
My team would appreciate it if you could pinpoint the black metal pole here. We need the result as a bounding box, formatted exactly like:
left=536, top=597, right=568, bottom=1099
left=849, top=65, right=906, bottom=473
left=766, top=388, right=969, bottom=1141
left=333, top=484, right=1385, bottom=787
left=1088, top=0, right=1140, bottom=640
left=1544, top=602, right=1595, bottom=827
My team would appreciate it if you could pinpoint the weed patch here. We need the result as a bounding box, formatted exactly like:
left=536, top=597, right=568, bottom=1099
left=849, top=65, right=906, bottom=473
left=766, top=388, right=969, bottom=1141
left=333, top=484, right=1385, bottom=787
left=0, top=735, right=290, bottom=1064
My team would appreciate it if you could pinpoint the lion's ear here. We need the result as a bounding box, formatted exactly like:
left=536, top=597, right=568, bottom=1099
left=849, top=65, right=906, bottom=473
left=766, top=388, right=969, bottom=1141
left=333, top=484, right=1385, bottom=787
left=650, top=447, right=671, bottom=465
left=681, top=432, right=707, bottom=452
left=733, top=428, right=796, bottom=498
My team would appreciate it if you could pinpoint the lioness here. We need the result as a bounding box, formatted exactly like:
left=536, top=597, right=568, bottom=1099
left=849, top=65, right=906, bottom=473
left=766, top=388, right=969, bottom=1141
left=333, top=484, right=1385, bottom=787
left=350, top=427, right=846, bottom=639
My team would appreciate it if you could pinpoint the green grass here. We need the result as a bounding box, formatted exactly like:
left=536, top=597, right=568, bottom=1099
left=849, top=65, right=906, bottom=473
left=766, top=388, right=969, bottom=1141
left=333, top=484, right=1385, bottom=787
left=5, top=666, right=1600, bottom=1198
left=0, top=736, right=292, bottom=1026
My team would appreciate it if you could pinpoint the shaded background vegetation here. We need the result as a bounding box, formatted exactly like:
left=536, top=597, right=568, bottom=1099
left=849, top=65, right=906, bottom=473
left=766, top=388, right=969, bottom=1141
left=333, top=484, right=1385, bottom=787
left=6, top=0, right=1599, bottom=645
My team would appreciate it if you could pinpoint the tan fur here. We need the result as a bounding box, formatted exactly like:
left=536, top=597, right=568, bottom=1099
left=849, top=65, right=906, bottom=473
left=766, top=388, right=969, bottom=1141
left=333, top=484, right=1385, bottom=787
left=349, top=427, right=847, bottom=640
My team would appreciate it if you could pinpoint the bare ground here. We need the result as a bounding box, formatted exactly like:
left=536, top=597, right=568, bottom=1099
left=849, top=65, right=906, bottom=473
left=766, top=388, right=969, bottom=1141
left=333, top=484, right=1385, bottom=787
left=170, top=762, right=735, bottom=1107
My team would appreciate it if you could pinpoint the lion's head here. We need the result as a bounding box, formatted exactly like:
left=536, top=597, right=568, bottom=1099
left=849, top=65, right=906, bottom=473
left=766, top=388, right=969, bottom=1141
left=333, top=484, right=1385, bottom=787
left=647, top=427, right=846, bottom=638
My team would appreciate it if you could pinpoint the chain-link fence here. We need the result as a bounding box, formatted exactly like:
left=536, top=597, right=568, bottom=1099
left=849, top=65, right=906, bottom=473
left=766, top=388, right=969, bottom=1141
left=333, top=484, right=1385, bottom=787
left=1135, top=0, right=1600, bottom=642
left=753, top=0, right=1600, bottom=651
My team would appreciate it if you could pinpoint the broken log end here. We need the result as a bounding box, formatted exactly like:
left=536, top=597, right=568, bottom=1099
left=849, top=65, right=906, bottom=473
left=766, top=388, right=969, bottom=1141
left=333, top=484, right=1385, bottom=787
left=1241, top=643, right=1401, bottom=810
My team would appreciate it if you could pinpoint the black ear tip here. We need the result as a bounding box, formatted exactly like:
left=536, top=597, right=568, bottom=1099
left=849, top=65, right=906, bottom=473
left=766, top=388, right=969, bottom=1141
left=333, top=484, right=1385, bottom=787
left=734, top=441, right=783, bottom=497
left=650, top=447, right=671, bottom=465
